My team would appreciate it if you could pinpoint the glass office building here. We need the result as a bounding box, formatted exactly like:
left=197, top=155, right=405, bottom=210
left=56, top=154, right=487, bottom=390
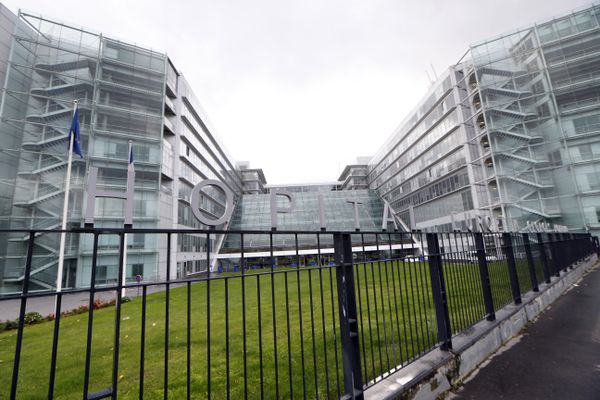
left=0, top=10, right=242, bottom=292
left=469, top=4, right=600, bottom=233
left=367, top=4, right=600, bottom=236
left=367, top=66, right=481, bottom=232
left=220, top=189, right=411, bottom=268
left=1, top=3, right=599, bottom=292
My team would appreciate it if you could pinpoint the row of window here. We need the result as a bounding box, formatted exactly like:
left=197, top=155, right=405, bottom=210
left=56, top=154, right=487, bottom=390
left=412, top=189, right=474, bottom=224
left=181, top=102, right=242, bottom=189
left=537, top=9, right=598, bottom=44
left=376, top=128, right=466, bottom=197
left=370, top=76, right=453, bottom=169
left=390, top=170, right=471, bottom=212
left=177, top=233, right=213, bottom=253
left=179, top=140, right=223, bottom=182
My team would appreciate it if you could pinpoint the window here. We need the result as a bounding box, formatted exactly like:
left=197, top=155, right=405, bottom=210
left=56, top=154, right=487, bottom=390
left=130, top=233, right=145, bottom=249
left=95, top=265, right=117, bottom=284
left=96, top=265, right=107, bottom=282
left=587, top=173, right=600, bottom=190
left=548, top=149, right=562, bottom=166
left=579, top=144, right=593, bottom=160
left=536, top=103, right=550, bottom=118
left=131, top=264, right=144, bottom=277
left=461, top=191, right=474, bottom=211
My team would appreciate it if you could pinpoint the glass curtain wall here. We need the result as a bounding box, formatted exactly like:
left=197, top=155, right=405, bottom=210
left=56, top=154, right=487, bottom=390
left=0, top=11, right=166, bottom=293
left=367, top=70, right=478, bottom=232
left=470, top=4, right=600, bottom=233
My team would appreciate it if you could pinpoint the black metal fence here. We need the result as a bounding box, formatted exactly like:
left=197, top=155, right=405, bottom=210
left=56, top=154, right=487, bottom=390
left=0, top=228, right=597, bottom=399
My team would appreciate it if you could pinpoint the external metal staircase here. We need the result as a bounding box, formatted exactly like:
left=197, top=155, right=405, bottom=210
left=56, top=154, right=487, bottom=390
left=3, top=56, right=94, bottom=289
left=475, top=62, right=561, bottom=222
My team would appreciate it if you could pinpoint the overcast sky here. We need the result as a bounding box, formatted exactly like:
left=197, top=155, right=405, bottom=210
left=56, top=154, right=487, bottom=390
left=1, top=0, right=593, bottom=184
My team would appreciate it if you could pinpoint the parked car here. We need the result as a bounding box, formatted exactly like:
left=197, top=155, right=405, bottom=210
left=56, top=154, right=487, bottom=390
left=466, top=251, right=498, bottom=262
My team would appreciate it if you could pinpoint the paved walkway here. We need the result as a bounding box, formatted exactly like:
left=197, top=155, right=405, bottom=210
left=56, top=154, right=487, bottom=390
left=0, top=284, right=179, bottom=321
left=451, top=266, right=600, bottom=400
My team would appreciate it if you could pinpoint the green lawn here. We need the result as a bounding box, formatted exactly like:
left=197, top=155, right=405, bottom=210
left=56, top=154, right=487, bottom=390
left=0, top=259, right=536, bottom=399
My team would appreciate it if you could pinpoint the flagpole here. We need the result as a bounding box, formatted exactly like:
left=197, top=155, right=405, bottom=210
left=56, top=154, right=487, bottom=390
left=121, top=140, right=133, bottom=298
left=56, top=100, right=78, bottom=293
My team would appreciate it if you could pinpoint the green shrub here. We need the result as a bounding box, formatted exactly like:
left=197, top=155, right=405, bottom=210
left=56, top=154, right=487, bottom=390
left=23, top=312, right=43, bottom=325
left=1, top=319, right=18, bottom=331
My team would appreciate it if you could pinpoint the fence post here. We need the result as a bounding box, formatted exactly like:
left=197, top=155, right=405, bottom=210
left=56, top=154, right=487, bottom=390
left=10, top=232, right=35, bottom=400
left=536, top=233, right=551, bottom=284
left=567, top=233, right=579, bottom=269
left=502, top=233, right=522, bottom=305
left=522, top=234, right=539, bottom=292
left=426, top=233, right=452, bottom=351
left=560, top=234, right=569, bottom=272
left=474, top=233, right=495, bottom=321
left=548, top=233, right=561, bottom=277
left=333, top=233, right=363, bottom=400
left=583, top=234, right=591, bottom=261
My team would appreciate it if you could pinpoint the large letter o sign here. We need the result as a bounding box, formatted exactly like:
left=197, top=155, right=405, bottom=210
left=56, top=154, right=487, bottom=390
left=190, top=179, right=234, bottom=226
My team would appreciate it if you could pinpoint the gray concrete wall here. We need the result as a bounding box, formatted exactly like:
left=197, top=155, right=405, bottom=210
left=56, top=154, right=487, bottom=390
left=365, top=254, right=599, bottom=400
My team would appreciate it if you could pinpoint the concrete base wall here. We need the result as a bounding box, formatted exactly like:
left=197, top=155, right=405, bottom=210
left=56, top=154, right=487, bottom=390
left=365, top=254, right=599, bottom=400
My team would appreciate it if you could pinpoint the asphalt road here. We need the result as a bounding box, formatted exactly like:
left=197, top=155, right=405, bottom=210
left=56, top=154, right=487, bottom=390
left=451, top=266, right=600, bottom=400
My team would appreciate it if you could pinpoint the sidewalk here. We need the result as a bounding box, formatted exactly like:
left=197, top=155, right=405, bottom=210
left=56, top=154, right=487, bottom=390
left=451, top=266, right=600, bottom=400
left=0, top=284, right=180, bottom=321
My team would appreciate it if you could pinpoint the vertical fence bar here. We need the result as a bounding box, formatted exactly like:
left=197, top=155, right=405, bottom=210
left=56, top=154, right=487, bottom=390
left=536, top=233, right=551, bottom=284
left=474, top=233, right=495, bottom=321
left=387, top=233, right=404, bottom=366
left=164, top=233, right=171, bottom=399
left=293, top=233, right=307, bottom=398
left=257, top=271, right=265, bottom=400
left=559, top=234, right=568, bottom=271
left=522, top=234, right=539, bottom=292
left=10, top=231, right=35, bottom=399
left=268, top=232, right=279, bottom=399
left=425, top=233, right=452, bottom=351
left=206, top=233, right=211, bottom=400
left=240, top=232, right=248, bottom=400
left=316, top=234, right=332, bottom=396
left=548, top=233, right=561, bottom=277
left=83, top=232, right=100, bottom=399
left=559, top=234, right=568, bottom=272
left=567, top=234, right=575, bottom=269
left=186, top=280, right=191, bottom=400
left=374, top=234, right=391, bottom=373
left=306, top=243, right=318, bottom=399
left=139, top=285, right=147, bottom=400
left=284, top=254, right=293, bottom=399
left=502, top=233, right=522, bottom=305
left=225, top=275, right=230, bottom=400
left=581, top=235, right=587, bottom=260
left=111, top=232, right=126, bottom=399
left=333, top=233, right=364, bottom=400
left=47, top=291, right=62, bottom=400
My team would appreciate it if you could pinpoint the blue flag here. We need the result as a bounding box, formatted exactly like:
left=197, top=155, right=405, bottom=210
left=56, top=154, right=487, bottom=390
left=128, top=145, right=135, bottom=172
left=69, top=108, right=83, bottom=158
